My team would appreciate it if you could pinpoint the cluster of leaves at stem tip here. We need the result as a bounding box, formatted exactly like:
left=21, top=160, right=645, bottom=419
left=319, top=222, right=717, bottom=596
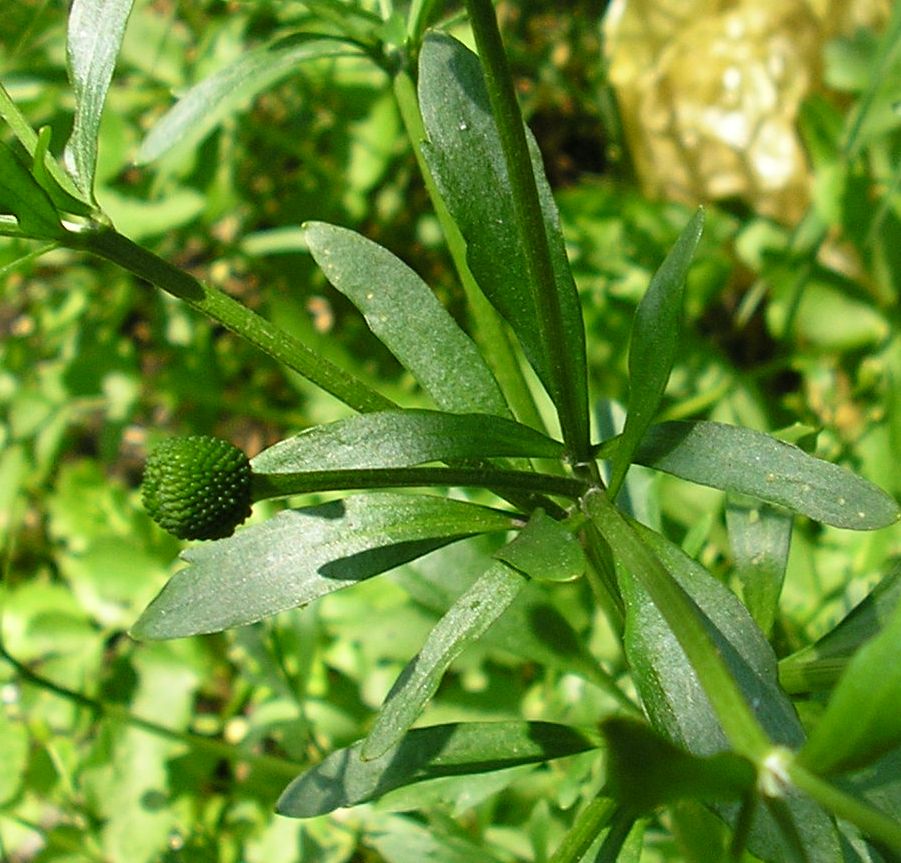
left=2, top=0, right=901, bottom=860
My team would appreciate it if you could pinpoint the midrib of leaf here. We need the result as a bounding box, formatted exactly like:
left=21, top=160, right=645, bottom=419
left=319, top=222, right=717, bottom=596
left=462, top=0, right=590, bottom=463
left=583, top=490, right=771, bottom=763
left=392, top=70, right=548, bottom=435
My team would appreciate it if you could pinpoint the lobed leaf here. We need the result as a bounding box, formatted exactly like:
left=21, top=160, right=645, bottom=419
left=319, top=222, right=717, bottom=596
left=417, top=33, right=588, bottom=436
left=137, top=36, right=358, bottom=164
left=634, top=421, right=900, bottom=529
left=65, top=0, right=135, bottom=197
left=608, top=209, right=704, bottom=497
left=131, top=493, right=518, bottom=640
left=276, top=720, right=601, bottom=817
left=362, top=560, right=527, bottom=760
left=798, top=590, right=901, bottom=775
left=304, top=222, right=510, bottom=415
left=251, top=409, right=562, bottom=474
left=0, top=142, right=63, bottom=238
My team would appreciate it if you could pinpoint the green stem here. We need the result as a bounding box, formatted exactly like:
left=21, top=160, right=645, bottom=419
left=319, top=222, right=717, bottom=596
left=582, top=490, right=771, bottom=762
left=0, top=642, right=301, bottom=781
left=462, top=0, right=589, bottom=462
left=252, top=465, right=587, bottom=502
left=788, top=763, right=901, bottom=851
left=73, top=225, right=394, bottom=414
left=548, top=796, right=619, bottom=863
left=392, top=69, right=547, bottom=434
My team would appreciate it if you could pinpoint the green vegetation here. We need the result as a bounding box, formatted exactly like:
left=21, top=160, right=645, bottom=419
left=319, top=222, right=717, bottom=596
left=1, top=1, right=899, bottom=861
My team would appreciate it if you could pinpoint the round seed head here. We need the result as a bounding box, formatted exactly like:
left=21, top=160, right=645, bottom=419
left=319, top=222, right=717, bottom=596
left=141, top=436, right=252, bottom=540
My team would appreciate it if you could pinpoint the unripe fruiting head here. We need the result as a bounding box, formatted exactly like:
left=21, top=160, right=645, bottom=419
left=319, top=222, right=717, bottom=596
left=141, top=436, right=252, bottom=540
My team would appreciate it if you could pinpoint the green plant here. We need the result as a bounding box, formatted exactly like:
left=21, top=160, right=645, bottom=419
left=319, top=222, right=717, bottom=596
left=2, top=1, right=900, bottom=860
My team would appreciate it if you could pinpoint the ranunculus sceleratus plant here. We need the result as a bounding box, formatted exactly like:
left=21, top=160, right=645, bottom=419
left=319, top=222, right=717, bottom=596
left=1, top=0, right=900, bottom=858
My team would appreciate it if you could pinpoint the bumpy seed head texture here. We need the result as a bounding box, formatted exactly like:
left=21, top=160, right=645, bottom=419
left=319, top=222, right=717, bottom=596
left=141, top=436, right=252, bottom=540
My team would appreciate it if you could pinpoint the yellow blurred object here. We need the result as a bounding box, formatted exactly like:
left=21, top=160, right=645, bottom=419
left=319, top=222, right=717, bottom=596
left=603, top=0, right=891, bottom=224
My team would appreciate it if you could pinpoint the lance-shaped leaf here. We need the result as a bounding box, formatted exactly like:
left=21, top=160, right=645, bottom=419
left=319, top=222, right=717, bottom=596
left=417, top=33, right=588, bottom=436
left=726, top=495, right=793, bottom=637
left=798, top=592, right=901, bottom=775
left=305, top=222, right=510, bottom=416
left=362, top=560, right=527, bottom=760
left=608, top=516, right=842, bottom=861
left=131, top=493, right=518, bottom=640
left=780, top=561, right=901, bottom=694
left=0, top=142, right=63, bottom=238
left=276, top=720, right=601, bottom=817
left=137, top=36, right=358, bottom=164
left=251, top=410, right=561, bottom=475
left=634, top=421, right=900, bottom=529
left=65, top=0, right=135, bottom=197
left=608, top=209, right=704, bottom=497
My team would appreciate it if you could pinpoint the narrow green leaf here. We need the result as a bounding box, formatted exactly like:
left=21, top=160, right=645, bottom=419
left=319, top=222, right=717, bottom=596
left=362, top=560, right=527, bottom=760
left=600, top=509, right=842, bottom=862
left=250, top=410, right=562, bottom=475
left=131, top=493, right=517, bottom=640
left=726, top=494, right=793, bottom=637
left=602, top=718, right=755, bottom=813
left=396, top=550, right=618, bottom=691
left=32, top=127, right=94, bottom=217
left=65, top=0, right=135, bottom=197
left=608, top=209, right=704, bottom=497
left=0, top=141, right=64, bottom=238
left=304, top=222, right=509, bottom=415
left=276, top=720, right=601, bottom=817
left=798, top=593, right=901, bottom=775
left=137, top=35, right=358, bottom=164
left=779, top=561, right=901, bottom=694
left=494, top=508, right=585, bottom=582
left=417, top=34, right=589, bottom=442
left=635, top=421, right=900, bottom=529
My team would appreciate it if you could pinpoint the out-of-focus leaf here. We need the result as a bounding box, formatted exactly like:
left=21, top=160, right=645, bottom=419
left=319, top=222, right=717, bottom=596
left=276, top=720, right=601, bottom=817
left=0, top=141, right=63, bottom=238
left=369, top=813, right=506, bottom=863
left=602, top=718, right=754, bottom=813
left=98, top=187, right=206, bottom=240
left=65, top=0, right=135, bottom=197
left=418, top=33, right=589, bottom=437
left=362, top=561, right=527, bottom=760
left=608, top=209, right=703, bottom=496
left=304, top=222, right=509, bottom=415
left=726, top=495, right=793, bottom=637
left=0, top=709, right=29, bottom=804
left=798, top=592, right=901, bottom=775
left=137, top=36, right=361, bottom=164
left=634, top=421, right=900, bottom=530
left=779, top=561, right=901, bottom=695
left=494, top=508, right=585, bottom=582
left=251, top=410, right=562, bottom=474
left=131, top=494, right=517, bottom=640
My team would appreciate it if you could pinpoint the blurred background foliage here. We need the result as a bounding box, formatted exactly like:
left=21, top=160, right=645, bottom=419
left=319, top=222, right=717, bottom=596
left=0, top=0, right=899, bottom=860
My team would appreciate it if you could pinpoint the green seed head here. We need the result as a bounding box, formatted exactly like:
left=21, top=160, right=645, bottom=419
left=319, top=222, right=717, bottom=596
left=141, top=436, right=252, bottom=540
